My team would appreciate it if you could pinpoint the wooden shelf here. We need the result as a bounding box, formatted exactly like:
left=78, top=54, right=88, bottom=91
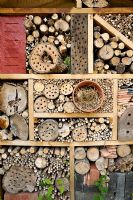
left=0, top=7, right=132, bottom=15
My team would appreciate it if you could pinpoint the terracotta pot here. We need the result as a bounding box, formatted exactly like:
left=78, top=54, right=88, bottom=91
left=72, top=80, right=105, bottom=112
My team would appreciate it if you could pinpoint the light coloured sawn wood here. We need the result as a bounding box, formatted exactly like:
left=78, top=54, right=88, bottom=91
left=88, top=14, right=94, bottom=73
left=112, top=79, right=118, bottom=140
left=34, top=112, right=113, bottom=118
left=70, top=146, right=75, bottom=200
left=76, top=0, right=82, bottom=8
left=94, top=14, right=133, bottom=49
left=0, top=140, right=133, bottom=146
left=28, top=79, right=34, bottom=140
left=0, top=8, right=133, bottom=15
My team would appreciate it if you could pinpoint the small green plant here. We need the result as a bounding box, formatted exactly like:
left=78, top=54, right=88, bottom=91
left=64, top=56, right=71, bottom=67
left=56, top=179, right=65, bottom=195
left=38, top=178, right=54, bottom=200
left=94, top=175, right=108, bottom=200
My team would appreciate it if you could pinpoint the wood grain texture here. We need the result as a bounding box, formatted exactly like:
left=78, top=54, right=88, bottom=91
left=71, top=14, right=88, bottom=74
left=0, top=8, right=133, bottom=15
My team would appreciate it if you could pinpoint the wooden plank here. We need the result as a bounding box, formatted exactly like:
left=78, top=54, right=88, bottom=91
left=28, top=79, right=34, bottom=140
left=0, top=8, right=133, bottom=15
left=106, top=173, right=117, bottom=200
left=112, top=79, right=118, bottom=140
left=71, top=14, right=88, bottom=74
left=34, top=113, right=113, bottom=118
left=76, top=0, right=82, bottom=8
left=1, top=140, right=133, bottom=147
left=70, top=146, right=75, bottom=200
left=115, top=173, right=125, bottom=200
left=94, top=14, right=133, bottom=49
left=88, top=14, right=94, bottom=73
left=1, top=73, right=133, bottom=80
left=125, top=172, right=133, bottom=200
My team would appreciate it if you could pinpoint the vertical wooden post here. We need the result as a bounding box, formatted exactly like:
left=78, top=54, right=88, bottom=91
left=112, top=79, right=118, bottom=140
left=76, top=0, right=82, bottom=8
left=88, top=14, right=94, bottom=73
left=70, top=145, right=75, bottom=200
left=28, top=79, right=34, bottom=141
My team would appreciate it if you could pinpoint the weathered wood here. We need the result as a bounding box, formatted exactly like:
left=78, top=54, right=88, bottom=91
left=71, top=14, right=88, bottom=74
left=75, top=159, right=90, bottom=175
left=115, top=173, right=125, bottom=200
left=117, top=145, right=131, bottom=158
left=2, top=166, right=37, bottom=193
left=87, top=147, right=99, bottom=161
left=10, top=114, right=28, bottom=140
left=125, top=172, right=133, bottom=200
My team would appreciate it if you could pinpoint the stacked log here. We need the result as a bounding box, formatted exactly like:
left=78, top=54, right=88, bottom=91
left=24, top=14, right=71, bottom=74
left=102, top=14, right=133, bottom=42
left=0, top=81, right=29, bottom=141
left=82, top=0, right=109, bottom=7
left=33, top=79, right=113, bottom=114
left=75, top=145, right=133, bottom=180
left=94, top=25, right=133, bottom=74
left=0, top=146, right=70, bottom=199
left=34, top=117, right=112, bottom=142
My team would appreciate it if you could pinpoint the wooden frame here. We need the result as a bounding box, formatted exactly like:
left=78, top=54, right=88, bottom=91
left=0, top=7, right=133, bottom=200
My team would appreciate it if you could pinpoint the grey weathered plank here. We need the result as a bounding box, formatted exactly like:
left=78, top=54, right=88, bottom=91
left=115, top=173, right=125, bottom=200
left=125, top=172, right=133, bottom=200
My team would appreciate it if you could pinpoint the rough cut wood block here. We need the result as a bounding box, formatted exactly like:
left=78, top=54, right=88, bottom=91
left=4, top=192, right=38, bottom=200
left=0, top=16, right=26, bottom=74
left=125, top=172, right=133, bottom=200
left=71, top=14, right=88, bottom=74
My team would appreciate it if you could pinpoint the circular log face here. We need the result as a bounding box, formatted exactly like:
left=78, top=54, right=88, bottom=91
left=44, top=84, right=59, bottom=100
left=34, top=96, right=48, bottom=112
left=38, top=119, right=59, bottom=141
left=58, top=123, right=70, bottom=138
left=75, top=147, right=86, bottom=160
left=63, top=102, right=75, bottom=113
left=60, top=83, right=73, bottom=96
left=87, top=147, right=99, bottom=161
left=75, top=159, right=90, bottom=175
left=2, top=166, right=37, bottom=194
left=55, top=177, right=69, bottom=192
left=99, top=45, right=114, bottom=60
left=72, top=125, right=87, bottom=142
left=34, top=82, right=44, bottom=92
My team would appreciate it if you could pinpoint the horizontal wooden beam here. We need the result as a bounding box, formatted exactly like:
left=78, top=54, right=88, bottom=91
left=0, top=140, right=133, bottom=146
left=34, top=112, right=113, bottom=118
left=0, top=8, right=132, bottom=15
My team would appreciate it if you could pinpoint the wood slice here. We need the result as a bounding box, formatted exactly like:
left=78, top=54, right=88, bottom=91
left=122, top=57, right=132, bottom=66
left=109, top=41, right=118, bottom=49
left=29, top=42, right=67, bottom=73
left=95, top=157, right=105, bottom=171
left=118, top=107, right=133, bottom=140
left=115, top=64, right=125, bottom=74
left=63, top=102, right=75, bottom=113
left=34, top=82, right=44, bottom=92
left=38, top=119, right=59, bottom=141
left=34, top=96, right=48, bottom=112
left=98, top=45, right=114, bottom=60
left=16, top=85, right=27, bottom=113
left=75, top=159, right=90, bottom=175
left=54, top=19, right=69, bottom=32
left=101, top=33, right=109, bottom=42
left=126, top=50, right=133, bottom=57
left=47, top=102, right=55, bottom=110
left=2, top=166, right=37, bottom=193
left=35, top=157, right=47, bottom=169
left=33, top=16, right=42, bottom=25
left=44, top=84, right=59, bottom=100
left=72, top=125, right=87, bottom=142
left=32, top=30, right=40, bottom=38
left=82, top=0, right=108, bottom=7
left=110, top=57, right=120, bottom=66
left=75, top=147, right=86, bottom=160
left=58, top=123, right=70, bottom=138
left=10, top=114, right=28, bottom=140
left=60, top=83, right=73, bottom=96
left=71, top=14, right=88, bottom=74
left=94, top=38, right=104, bottom=48
left=117, top=145, right=131, bottom=158
left=87, top=147, right=99, bottom=161
left=55, top=177, right=69, bottom=192
left=0, top=115, right=9, bottom=129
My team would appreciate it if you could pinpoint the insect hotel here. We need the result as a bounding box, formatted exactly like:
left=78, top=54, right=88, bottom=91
left=0, top=0, right=133, bottom=200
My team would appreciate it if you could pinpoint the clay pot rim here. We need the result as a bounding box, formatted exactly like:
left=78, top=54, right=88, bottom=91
left=72, top=80, right=105, bottom=113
